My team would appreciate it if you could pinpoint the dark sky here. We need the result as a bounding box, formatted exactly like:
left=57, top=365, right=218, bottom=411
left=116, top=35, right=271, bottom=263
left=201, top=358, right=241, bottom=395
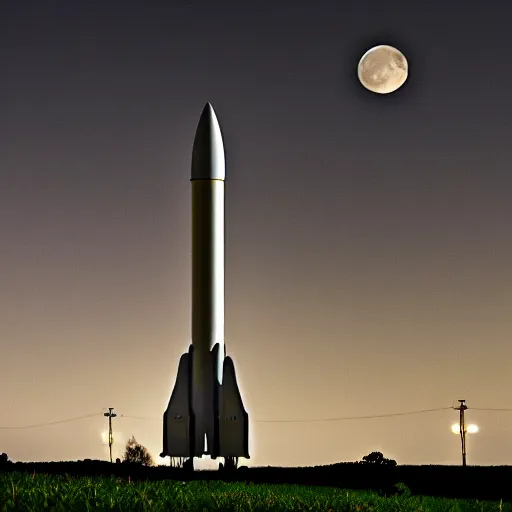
left=1, top=0, right=512, bottom=467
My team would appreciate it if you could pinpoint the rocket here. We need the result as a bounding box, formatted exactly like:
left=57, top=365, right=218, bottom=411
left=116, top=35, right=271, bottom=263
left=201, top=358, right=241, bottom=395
left=161, top=103, right=249, bottom=461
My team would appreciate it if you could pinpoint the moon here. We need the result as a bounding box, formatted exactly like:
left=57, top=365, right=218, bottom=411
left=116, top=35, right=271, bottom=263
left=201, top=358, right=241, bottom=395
left=357, top=45, right=408, bottom=94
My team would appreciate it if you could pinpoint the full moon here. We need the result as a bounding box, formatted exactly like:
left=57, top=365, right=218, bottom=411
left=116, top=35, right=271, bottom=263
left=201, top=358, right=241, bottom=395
left=357, top=45, right=408, bottom=94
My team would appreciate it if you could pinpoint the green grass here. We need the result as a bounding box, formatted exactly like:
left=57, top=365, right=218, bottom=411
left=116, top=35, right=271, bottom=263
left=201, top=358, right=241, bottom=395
left=0, top=471, right=510, bottom=511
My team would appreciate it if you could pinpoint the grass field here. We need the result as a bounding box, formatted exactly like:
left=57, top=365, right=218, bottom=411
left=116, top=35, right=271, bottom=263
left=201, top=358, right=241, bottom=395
left=0, top=471, right=511, bottom=511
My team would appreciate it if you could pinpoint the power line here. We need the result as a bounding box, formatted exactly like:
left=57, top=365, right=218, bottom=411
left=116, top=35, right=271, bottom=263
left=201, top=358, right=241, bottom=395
left=0, top=413, right=102, bottom=430
left=120, top=408, right=453, bottom=423
left=1, top=405, right=512, bottom=430
left=119, top=415, right=155, bottom=421
left=469, top=407, right=512, bottom=412
left=254, top=407, right=454, bottom=423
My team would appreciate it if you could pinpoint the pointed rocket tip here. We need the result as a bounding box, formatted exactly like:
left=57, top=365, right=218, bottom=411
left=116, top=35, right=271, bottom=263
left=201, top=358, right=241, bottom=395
left=191, top=103, right=225, bottom=181
left=199, top=102, right=217, bottom=125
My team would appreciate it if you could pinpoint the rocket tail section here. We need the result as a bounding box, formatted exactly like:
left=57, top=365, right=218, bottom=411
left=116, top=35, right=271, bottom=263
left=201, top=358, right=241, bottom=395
left=162, top=346, right=195, bottom=457
left=217, top=356, right=250, bottom=459
left=162, top=343, right=249, bottom=460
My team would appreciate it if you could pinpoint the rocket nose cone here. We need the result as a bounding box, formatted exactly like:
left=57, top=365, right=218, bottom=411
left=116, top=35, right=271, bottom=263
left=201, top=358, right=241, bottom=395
left=191, top=103, right=225, bottom=181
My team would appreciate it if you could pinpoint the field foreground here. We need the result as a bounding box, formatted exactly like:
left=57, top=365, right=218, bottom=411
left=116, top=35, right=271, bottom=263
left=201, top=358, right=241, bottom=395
left=1, top=471, right=511, bottom=511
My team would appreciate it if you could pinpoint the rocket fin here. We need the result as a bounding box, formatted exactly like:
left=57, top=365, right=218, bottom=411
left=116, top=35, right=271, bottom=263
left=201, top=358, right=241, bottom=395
left=218, top=356, right=250, bottom=458
left=210, top=343, right=221, bottom=459
left=162, top=346, right=195, bottom=457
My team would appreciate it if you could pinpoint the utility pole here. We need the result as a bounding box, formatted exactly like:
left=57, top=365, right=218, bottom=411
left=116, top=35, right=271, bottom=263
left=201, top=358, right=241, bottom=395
left=103, top=408, right=117, bottom=463
left=455, top=399, right=467, bottom=467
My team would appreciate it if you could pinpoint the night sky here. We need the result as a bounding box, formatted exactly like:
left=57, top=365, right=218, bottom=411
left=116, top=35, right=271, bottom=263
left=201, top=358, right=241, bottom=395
left=1, top=1, right=512, bottom=468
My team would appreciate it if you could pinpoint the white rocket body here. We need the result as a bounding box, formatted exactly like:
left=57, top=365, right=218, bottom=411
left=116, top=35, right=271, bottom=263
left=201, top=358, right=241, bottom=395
left=162, top=103, right=249, bottom=460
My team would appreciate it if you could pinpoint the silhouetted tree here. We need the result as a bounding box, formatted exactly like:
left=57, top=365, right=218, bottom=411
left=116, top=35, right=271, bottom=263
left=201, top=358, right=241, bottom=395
left=0, top=453, right=9, bottom=465
left=122, top=436, right=154, bottom=466
left=361, top=451, right=397, bottom=466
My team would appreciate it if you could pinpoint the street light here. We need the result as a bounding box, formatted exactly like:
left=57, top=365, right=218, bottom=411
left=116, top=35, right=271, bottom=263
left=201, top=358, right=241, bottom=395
left=451, top=423, right=479, bottom=434
left=451, top=399, right=478, bottom=466
left=451, top=422, right=479, bottom=466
